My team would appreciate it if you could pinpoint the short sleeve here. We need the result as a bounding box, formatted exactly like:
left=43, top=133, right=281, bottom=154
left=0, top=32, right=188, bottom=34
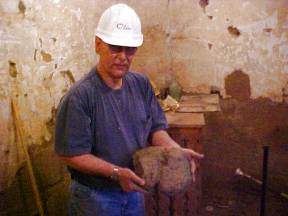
left=146, top=79, right=168, bottom=133
left=54, top=90, right=93, bottom=156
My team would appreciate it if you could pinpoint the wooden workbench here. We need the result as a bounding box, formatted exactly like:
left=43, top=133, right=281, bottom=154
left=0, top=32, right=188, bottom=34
left=145, top=112, right=205, bottom=216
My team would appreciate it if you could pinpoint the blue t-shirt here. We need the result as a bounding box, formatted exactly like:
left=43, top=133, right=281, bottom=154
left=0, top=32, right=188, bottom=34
left=54, top=67, right=168, bottom=189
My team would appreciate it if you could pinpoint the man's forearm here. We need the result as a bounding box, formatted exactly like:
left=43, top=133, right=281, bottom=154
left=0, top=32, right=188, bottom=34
left=59, top=154, right=115, bottom=178
left=58, top=153, right=146, bottom=192
left=151, top=130, right=180, bottom=148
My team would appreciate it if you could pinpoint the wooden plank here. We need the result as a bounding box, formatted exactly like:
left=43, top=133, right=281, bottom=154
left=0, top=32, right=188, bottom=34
left=165, top=112, right=205, bottom=128
left=178, top=94, right=220, bottom=113
left=181, top=94, right=219, bottom=104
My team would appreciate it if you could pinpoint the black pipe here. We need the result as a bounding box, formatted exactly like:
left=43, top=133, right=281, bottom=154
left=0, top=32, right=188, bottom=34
left=169, top=196, right=174, bottom=216
left=260, top=145, right=269, bottom=216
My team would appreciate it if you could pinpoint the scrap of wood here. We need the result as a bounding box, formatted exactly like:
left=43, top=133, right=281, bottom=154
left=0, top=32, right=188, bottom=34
left=165, top=112, right=205, bottom=128
left=177, top=94, right=220, bottom=113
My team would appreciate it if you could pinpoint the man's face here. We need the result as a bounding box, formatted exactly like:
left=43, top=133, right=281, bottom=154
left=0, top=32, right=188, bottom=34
left=95, top=37, right=138, bottom=79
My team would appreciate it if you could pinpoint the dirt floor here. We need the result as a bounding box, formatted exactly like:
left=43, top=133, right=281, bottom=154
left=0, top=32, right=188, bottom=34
left=200, top=175, right=288, bottom=216
left=199, top=98, right=288, bottom=216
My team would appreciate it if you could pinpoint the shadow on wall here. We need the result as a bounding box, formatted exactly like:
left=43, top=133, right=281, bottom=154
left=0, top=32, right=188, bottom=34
left=225, top=69, right=251, bottom=101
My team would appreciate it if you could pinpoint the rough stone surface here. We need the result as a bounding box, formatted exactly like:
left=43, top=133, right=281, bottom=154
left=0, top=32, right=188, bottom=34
left=133, top=147, right=163, bottom=189
left=133, top=146, right=192, bottom=196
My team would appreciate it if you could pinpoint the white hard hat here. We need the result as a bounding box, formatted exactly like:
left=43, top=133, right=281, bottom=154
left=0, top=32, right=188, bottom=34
left=95, top=3, right=143, bottom=47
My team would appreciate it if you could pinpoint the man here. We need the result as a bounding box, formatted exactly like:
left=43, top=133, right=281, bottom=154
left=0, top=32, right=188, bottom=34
left=55, top=3, right=203, bottom=216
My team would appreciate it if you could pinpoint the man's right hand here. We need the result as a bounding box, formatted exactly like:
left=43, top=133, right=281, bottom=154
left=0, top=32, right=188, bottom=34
left=117, top=168, right=146, bottom=193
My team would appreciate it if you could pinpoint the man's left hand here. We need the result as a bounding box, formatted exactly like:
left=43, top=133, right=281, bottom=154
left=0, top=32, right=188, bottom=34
left=181, top=148, right=204, bottom=182
left=181, top=148, right=204, bottom=161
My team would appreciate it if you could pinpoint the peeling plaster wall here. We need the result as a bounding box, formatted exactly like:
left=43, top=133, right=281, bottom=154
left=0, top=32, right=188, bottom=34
left=0, top=0, right=288, bottom=213
left=168, top=0, right=288, bottom=101
left=0, top=0, right=99, bottom=191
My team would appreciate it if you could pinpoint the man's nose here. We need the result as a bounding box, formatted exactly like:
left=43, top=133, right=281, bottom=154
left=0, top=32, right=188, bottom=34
left=117, top=48, right=127, bottom=59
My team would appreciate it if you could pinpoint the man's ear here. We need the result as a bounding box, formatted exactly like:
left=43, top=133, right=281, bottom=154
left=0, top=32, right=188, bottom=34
left=95, top=37, right=101, bottom=54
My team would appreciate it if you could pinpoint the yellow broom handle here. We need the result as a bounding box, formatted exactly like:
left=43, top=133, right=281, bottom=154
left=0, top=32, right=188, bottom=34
left=11, top=99, right=45, bottom=216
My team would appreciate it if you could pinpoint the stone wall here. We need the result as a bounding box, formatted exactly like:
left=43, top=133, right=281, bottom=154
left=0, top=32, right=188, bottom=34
left=0, top=0, right=287, bottom=215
